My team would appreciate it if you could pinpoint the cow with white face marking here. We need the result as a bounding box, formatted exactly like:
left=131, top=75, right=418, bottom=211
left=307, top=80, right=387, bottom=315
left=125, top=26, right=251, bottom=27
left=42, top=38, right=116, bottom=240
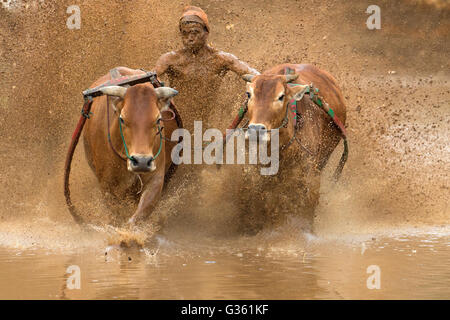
left=82, top=67, right=180, bottom=227
left=238, top=63, right=347, bottom=234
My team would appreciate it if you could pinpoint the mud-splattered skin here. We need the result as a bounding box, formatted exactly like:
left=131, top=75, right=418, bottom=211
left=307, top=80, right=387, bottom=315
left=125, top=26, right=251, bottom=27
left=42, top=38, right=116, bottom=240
left=238, top=64, right=347, bottom=234
left=154, top=23, right=259, bottom=130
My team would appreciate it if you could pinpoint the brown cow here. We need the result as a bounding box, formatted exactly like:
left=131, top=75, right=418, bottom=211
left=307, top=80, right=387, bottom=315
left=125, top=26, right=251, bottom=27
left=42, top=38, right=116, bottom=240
left=83, top=67, right=179, bottom=227
left=238, top=63, right=347, bottom=234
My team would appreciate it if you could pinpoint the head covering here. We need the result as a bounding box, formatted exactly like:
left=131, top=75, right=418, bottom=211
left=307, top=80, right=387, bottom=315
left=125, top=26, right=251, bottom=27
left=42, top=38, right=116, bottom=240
left=179, top=6, right=209, bottom=32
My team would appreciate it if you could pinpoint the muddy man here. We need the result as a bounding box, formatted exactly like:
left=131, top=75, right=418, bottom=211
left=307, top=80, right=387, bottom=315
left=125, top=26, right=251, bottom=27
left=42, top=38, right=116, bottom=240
left=153, top=6, right=260, bottom=131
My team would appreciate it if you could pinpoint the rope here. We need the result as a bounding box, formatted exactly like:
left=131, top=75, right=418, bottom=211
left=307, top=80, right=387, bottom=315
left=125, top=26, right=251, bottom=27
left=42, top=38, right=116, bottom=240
left=106, top=96, right=128, bottom=161
left=63, top=98, right=93, bottom=226
left=118, top=115, right=164, bottom=163
left=287, top=81, right=349, bottom=180
left=224, top=76, right=349, bottom=181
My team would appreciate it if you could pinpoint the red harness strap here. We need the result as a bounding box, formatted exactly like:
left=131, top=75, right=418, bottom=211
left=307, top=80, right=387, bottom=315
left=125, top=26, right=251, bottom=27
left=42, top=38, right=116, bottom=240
left=64, top=98, right=93, bottom=225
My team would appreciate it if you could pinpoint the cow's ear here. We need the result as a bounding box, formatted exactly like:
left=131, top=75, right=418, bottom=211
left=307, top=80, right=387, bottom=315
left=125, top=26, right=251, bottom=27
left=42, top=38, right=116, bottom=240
left=109, top=96, right=124, bottom=113
left=288, top=84, right=309, bottom=101
left=155, top=87, right=178, bottom=110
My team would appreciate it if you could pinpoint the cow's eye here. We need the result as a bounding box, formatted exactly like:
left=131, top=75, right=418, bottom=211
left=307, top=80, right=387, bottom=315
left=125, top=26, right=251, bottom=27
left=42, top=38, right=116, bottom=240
left=246, top=92, right=251, bottom=99
left=278, top=94, right=285, bottom=101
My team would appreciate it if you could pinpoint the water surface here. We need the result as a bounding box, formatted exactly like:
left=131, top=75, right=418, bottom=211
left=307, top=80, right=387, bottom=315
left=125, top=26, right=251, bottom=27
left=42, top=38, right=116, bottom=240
left=0, top=230, right=448, bottom=299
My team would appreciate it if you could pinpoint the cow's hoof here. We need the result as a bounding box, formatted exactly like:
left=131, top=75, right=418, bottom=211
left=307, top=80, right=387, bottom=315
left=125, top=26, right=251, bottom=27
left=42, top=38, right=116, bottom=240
left=143, top=235, right=159, bottom=249
left=126, top=216, right=143, bottom=229
left=119, top=239, right=142, bottom=249
left=104, top=243, right=141, bottom=263
left=104, top=244, right=121, bottom=260
left=125, top=219, right=139, bottom=232
left=127, top=217, right=136, bottom=226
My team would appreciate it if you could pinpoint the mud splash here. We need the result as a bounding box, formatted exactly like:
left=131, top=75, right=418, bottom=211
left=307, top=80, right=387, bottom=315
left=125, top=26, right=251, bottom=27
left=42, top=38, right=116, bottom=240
left=0, top=0, right=449, bottom=299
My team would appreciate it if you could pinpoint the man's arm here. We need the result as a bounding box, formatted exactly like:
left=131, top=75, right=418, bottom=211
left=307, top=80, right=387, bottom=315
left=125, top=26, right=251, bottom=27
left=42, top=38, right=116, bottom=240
left=218, top=51, right=260, bottom=76
left=153, top=51, right=176, bottom=77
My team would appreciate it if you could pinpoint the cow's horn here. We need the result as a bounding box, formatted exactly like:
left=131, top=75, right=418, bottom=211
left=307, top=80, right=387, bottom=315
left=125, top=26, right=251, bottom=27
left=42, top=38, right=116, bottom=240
left=100, top=86, right=127, bottom=98
left=154, top=87, right=178, bottom=99
left=285, top=74, right=299, bottom=83
left=242, top=74, right=255, bottom=82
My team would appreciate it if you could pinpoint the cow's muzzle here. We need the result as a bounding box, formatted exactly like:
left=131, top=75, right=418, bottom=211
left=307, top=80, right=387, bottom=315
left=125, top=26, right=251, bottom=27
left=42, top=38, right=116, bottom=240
left=128, top=154, right=156, bottom=172
left=248, top=123, right=266, bottom=133
left=246, top=123, right=271, bottom=142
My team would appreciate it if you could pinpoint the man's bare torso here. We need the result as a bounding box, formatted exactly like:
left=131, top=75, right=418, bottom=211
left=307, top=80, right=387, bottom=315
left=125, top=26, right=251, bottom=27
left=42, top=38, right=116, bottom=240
left=155, top=45, right=258, bottom=129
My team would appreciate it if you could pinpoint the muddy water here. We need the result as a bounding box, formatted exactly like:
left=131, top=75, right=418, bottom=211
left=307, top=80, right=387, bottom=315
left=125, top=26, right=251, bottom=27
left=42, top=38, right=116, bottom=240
left=0, top=228, right=448, bottom=300
left=1, top=0, right=449, bottom=301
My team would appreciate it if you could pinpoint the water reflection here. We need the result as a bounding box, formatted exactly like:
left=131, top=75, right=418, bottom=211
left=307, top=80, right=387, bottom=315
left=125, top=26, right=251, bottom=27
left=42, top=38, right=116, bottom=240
left=0, top=233, right=449, bottom=299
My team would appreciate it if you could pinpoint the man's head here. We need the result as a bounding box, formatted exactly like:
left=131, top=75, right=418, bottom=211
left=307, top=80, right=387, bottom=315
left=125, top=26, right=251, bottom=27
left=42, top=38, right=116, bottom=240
left=179, top=6, right=209, bottom=52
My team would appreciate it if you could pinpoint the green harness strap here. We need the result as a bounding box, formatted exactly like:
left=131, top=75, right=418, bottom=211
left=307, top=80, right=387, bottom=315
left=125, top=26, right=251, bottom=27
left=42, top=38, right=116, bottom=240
left=118, top=117, right=163, bottom=162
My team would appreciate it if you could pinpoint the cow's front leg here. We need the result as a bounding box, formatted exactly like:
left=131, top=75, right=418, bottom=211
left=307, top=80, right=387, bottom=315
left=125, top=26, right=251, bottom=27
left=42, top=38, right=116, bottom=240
left=127, top=172, right=164, bottom=226
left=298, top=166, right=321, bottom=234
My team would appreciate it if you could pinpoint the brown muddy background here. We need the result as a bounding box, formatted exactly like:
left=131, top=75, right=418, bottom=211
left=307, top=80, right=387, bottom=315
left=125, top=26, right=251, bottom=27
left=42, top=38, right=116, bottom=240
left=0, top=0, right=449, bottom=299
